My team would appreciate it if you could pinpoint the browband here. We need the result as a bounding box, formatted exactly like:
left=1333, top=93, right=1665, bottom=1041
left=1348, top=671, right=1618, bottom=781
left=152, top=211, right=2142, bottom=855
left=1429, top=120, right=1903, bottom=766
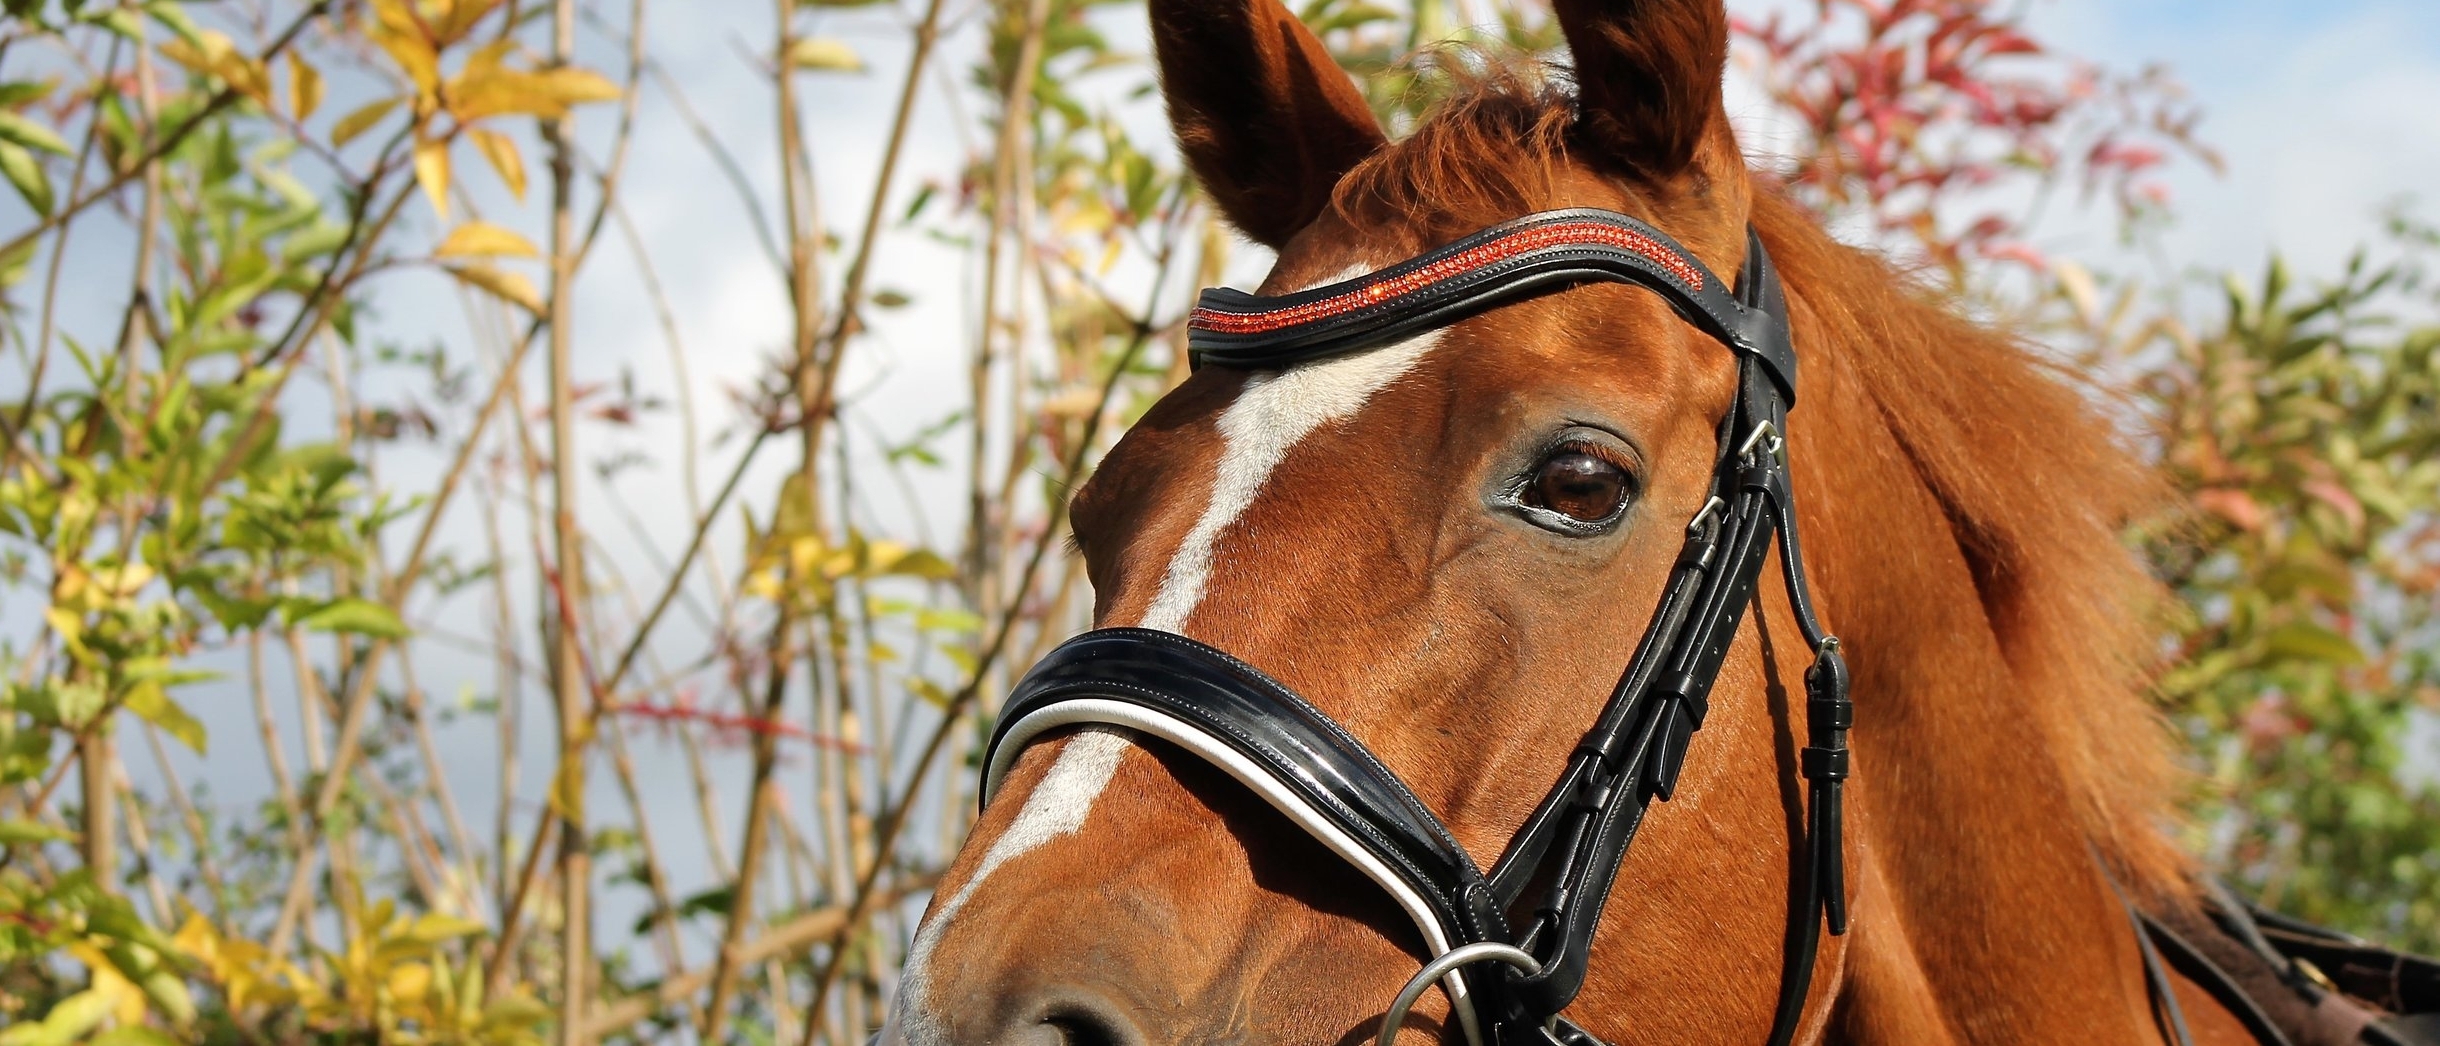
left=1188, top=208, right=1798, bottom=405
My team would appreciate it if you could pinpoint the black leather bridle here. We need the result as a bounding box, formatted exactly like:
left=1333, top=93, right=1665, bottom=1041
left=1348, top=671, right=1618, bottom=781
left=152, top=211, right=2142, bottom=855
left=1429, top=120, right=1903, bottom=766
left=981, top=209, right=1854, bottom=1046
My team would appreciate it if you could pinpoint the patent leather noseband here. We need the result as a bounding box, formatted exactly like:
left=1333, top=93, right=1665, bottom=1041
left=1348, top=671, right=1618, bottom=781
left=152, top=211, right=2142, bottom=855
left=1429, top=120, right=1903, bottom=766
left=984, top=209, right=1853, bottom=1046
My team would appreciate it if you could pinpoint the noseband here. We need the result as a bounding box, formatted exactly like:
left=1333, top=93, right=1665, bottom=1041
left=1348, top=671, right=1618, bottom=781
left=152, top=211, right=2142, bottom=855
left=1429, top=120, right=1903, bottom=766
left=983, top=209, right=1853, bottom=1046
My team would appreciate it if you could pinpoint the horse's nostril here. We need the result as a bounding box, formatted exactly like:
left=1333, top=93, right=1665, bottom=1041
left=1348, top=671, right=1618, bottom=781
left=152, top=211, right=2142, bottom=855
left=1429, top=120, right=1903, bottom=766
left=1038, top=994, right=1148, bottom=1046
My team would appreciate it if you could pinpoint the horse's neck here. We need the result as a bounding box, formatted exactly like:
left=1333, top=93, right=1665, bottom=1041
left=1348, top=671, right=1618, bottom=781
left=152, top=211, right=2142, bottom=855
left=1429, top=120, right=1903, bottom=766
left=1797, top=349, right=2166, bottom=1044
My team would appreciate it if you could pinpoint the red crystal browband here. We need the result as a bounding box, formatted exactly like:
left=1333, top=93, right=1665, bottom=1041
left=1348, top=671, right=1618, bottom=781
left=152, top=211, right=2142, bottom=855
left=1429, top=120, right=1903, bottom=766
left=1190, top=219, right=1707, bottom=336
left=1182, top=208, right=1795, bottom=404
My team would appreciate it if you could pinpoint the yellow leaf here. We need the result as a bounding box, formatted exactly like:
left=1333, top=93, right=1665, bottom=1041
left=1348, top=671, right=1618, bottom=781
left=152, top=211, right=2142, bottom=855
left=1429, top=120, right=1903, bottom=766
left=331, top=97, right=402, bottom=147
left=389, top=961, right=434, bottom=1005
left=156, top=30, right=232, bottom=76
left=435, top=221, right=540, bottom=259
left=43, top=605, right=84, bottom=652
left=369, top=0, right=440, bottom=100
left=445, top=263, right=541, bottom=314
left=545, top=759, right=583, bottom=822
left=225, top=56, right=272, bottom=106
left=158, top=30, right=270, bottom=105
left=66, top=943, right=147, bottom=1026
left=786, top=37, right=865, bottom=72
left=433, top=0, right=506, bottom=44
left=449, top=65, right=621, bottom=122
left=288, top=54, right=324, bottom=121
left=91, top=561, right=154, bottom=597
left=413, top=137, right=450, bottom=220
left=538, top=67, right=622, bottom=105
left=468, top=127, right=526, bottom=199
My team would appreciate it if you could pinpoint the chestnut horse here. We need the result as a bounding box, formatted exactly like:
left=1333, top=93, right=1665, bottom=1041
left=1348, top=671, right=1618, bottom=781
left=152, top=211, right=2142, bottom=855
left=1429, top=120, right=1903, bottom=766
left=877, top=1, right=2433, bottom=1044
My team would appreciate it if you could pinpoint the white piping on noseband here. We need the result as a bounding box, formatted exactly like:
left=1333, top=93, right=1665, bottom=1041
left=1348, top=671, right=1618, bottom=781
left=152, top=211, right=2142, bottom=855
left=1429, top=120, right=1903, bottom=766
left=985, top=701, right=1491, bottom=1046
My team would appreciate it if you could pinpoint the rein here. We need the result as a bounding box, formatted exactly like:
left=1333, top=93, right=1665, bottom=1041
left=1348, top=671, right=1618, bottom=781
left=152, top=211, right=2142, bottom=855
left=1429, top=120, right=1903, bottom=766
left=983, top=209, right=1852, bottom=1046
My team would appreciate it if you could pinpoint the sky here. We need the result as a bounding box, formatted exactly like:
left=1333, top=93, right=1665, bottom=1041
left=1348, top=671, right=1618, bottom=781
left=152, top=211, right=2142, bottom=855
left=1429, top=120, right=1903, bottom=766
left=8, top=0, right=2435, bottom=996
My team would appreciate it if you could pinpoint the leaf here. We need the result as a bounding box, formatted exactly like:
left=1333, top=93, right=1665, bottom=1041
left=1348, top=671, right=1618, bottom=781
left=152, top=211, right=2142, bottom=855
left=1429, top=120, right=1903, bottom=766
left=124, top=684, right=209, bottom=754
left=287, top=54, right=324, bottom=121
left=2054, top=259, right=2099, bottom=326
left=0, top=110, right=71, bottom=155
left=0, top=818, right=74, bottom=846
left=914, top=607, right=983, bottom=634
left=92, top=9, right=144, bottom=41
left=0, top=141, right=54, bottom=215
left=407, top=912, right=486, bottom=942
left=2263, top=622, right=2365, bottom=667
left=448, top=65, right=621, bottom=121
left=435, top=220, right=540, bottom=259
left=907, top=677, right=953, bottom=709
left=546, top=759, right=584, bottom=822
left=412, top=136, right=450, bottom=219
left=282, top=220, right=352, bottom=262
left=468, top=126, right=526, bottom=199
left=445, top=263, right=543, bottom=314
left=369, top=0, right=441, bottom=98
left=877, top=547, right=957, bottom=580
left=786, top=37, right=865, bottom=72
left=295, top=597, right=412, bottom=638
left=143, top=2, right=206, bottom=48
left=0, top=987, right=113, bottom=1046
left=330, top=97, right=402, bottom=147
left=388, top=961, right=434, bottom=1004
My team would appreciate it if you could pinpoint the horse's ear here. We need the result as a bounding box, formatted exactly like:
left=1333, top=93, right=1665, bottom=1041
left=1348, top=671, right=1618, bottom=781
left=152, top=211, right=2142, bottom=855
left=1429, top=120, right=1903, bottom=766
left=1553, top=0, right=1731, bottom=184
left=1149, top=0, right=1388, bottom=248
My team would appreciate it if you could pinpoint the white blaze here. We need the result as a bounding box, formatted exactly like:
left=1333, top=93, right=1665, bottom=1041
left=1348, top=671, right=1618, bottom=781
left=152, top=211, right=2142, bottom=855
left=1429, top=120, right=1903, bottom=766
left=890, top=272, right=1439, bottom=1043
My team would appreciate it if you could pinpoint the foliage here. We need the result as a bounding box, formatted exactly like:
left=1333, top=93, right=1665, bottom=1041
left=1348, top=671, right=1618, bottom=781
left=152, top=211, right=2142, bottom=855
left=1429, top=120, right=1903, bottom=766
left=1735, top=0, right=2215, bottom=280
left=2119, top=229, right=2440, bottom=951
left=0, top=0, right=2429, bottom=1042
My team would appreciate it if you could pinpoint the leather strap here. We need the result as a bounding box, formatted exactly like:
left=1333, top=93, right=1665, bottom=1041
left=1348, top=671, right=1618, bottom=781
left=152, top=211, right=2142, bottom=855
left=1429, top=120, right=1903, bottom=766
left=1189, top=209, right=1799, bottom=405
left=985, top=629, right=1511, bottom=949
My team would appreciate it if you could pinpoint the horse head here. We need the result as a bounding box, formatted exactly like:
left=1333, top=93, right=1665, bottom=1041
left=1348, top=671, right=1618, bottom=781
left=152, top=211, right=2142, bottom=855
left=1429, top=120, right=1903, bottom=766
left=880, top=1, right=2233, bottom=1043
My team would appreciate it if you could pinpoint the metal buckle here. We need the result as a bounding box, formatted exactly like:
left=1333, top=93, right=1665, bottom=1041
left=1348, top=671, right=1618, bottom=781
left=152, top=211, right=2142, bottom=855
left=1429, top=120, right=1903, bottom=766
left=1736, top=419, right=1784, bottom=464
left=1684, top=496, right=1728, bottom=538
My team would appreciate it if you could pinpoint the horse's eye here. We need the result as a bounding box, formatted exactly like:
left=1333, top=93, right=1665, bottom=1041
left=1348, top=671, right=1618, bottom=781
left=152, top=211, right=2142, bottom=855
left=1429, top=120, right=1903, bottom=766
left=1528, top=450, right=1630, bottom=524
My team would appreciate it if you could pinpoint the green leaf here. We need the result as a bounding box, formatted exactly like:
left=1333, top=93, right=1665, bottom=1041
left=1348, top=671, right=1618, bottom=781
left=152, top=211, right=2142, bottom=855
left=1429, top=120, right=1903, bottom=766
left=407, top=912, right=487, bottom=942
left=294, top=597, right=411, bottom=638
left=0, top=82, right=51, bottom=108
left=914, top=607, right=982, bottom=634
left=143, top=1, right=206, bottom=48
left=0, top=818, right=75, bottom=846
left=2262, top=622, right=2365, bottom=667
left=0, top=110, right=71, bottom=155
left=124, top=683, right=209, bottom=754
left=875, top=547, right=956, bottom=580
left=0, top=140, right=54, bottom=215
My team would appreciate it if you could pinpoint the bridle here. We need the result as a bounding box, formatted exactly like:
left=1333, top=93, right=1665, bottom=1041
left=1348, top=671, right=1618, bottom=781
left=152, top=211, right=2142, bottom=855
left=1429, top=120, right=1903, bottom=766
left=980, top=209, right=1853, bottom=1046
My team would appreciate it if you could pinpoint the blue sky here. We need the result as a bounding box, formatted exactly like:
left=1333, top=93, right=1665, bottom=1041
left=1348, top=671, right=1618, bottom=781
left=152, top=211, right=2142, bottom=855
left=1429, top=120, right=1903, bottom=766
left=2033, top=0, right=2440, bottom=276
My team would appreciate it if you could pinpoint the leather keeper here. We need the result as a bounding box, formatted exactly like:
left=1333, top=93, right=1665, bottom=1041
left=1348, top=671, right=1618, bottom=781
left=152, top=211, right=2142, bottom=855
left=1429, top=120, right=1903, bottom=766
left=1801, top=746, right=1850, bottom=781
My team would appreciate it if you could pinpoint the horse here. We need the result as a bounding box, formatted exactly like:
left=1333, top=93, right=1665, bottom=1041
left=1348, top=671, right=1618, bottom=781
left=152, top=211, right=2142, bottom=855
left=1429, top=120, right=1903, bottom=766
left=874, top=1, right=2439, bottom=1044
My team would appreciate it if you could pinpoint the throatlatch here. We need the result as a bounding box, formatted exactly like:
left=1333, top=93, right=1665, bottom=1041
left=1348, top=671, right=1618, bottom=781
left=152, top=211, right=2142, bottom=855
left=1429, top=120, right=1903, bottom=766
left=984, top=209, right=1851, bottom=1046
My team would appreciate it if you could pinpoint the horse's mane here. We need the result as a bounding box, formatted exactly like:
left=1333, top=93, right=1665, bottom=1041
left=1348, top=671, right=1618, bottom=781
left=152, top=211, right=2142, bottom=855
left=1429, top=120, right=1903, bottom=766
left=1329, top=59, right=2192, bottom=894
